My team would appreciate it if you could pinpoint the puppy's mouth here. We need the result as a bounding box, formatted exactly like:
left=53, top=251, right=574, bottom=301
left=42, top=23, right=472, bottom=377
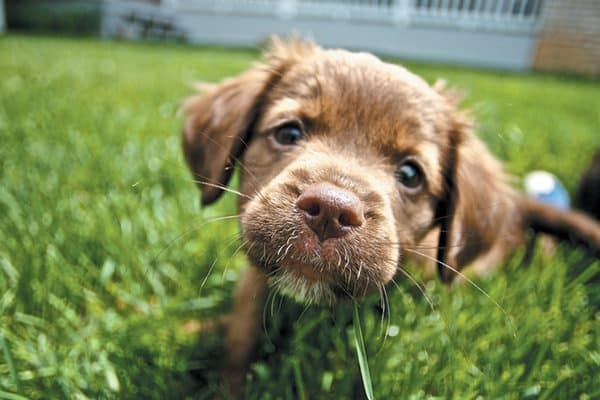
left=267, top=259, right=340, bottom=305
left=287, top=260, right=324, bottom=282
left=255, top=232, right=352, bottom=305
left=241, top=180, right=399, bottom=305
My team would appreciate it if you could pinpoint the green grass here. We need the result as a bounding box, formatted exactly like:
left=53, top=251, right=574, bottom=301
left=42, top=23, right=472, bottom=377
left=1, top=34, right=599, bottom=399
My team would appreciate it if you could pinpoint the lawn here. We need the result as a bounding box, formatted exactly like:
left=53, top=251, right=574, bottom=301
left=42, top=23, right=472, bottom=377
left=0, top=35, right=599, bottom=399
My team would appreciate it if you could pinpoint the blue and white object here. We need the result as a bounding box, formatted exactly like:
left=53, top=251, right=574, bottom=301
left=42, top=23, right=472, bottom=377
left=524, top=171, right=570, bottom=210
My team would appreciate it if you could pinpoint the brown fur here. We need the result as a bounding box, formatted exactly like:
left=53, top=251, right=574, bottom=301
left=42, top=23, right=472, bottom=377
left=575, top=150, right=600, bottom=220
left=181, top=38, right=600, bottom=396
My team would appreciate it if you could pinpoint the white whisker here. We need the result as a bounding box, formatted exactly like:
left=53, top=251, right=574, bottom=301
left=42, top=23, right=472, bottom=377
left=191, top=179, right=251, bottom=200
left=405, top=248, right=516, bottom=336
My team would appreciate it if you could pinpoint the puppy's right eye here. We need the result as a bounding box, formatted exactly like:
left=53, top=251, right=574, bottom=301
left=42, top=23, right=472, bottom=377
left=273, top=124, right=303, bottom=146
left=395, top=161, right=423, bottom=189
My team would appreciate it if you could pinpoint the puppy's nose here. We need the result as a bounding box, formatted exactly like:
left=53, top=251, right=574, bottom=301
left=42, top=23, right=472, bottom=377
left=296, top=183, right=365, bottom=240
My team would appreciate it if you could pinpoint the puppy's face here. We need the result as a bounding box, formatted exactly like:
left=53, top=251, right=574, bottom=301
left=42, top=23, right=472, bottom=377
left=183, top=40, right=502, bottom=304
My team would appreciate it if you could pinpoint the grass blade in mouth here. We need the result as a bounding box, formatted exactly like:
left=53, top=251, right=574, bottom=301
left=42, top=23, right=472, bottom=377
left=353, top=299, right=375, bottom=400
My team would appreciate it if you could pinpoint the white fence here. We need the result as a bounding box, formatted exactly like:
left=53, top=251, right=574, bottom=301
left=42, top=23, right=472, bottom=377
left=166, top=0, right=542, bottom=32
left=102, top=0, right=545, bottom=69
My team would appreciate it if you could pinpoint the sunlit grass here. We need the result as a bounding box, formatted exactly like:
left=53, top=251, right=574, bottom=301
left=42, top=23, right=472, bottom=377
left=0, top=34, right=599, bottom=399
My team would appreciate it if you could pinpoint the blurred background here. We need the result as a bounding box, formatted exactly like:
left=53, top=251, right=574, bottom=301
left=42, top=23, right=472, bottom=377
left=1, top=1, right=599, bottom=399
left=2, top=0, right=599, bottom=76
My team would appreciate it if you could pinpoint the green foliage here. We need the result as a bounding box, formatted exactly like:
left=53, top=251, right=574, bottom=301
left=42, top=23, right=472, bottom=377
left=6, top=1, right=102, bottom=36
left=0, top=35, right=599, bottom=399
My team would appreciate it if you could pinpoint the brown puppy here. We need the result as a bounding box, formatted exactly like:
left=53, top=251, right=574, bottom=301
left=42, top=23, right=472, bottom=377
left=182, top=38, right=600, bottom=396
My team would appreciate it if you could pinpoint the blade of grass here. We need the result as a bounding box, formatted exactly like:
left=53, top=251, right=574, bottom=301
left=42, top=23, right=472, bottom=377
left=353, top=299, right=375, bottom=400
left=0, top=390, right=29, bottom=400
left=0, top=334, right=23, bottom=395
left=291, top=357, right=306, bottom=400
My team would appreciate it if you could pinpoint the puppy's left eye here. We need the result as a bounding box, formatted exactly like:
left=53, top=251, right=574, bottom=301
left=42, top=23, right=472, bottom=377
left=396, top=162, right=423, bottom=189
left=273, top=124, right=303, bottom=146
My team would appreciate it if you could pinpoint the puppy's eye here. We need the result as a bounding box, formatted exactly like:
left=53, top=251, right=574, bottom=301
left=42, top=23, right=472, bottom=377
left=396, top=162, right=423, bottom=189
left=273, top=124, right=303, bottom=146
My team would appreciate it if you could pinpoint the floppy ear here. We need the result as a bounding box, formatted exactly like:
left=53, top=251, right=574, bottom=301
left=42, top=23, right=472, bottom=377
left=182, top=67, right=274, bottom=205
left=182, top=37, right=316, bottom=205
left=433, top=87, right=517, bottom=281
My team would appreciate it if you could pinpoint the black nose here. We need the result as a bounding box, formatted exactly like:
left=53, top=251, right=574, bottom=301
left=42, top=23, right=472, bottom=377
left=296, top=183, right=365, bottom=241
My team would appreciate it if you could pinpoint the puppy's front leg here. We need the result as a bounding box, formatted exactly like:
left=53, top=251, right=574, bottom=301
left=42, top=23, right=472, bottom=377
left=223, top=265, right=267, bottom=398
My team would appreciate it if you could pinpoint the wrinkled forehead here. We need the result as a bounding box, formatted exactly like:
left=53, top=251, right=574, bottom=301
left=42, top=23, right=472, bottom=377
left=259, top=50, right=450, bottom=191
left=264, top=50, right=447, bottom=147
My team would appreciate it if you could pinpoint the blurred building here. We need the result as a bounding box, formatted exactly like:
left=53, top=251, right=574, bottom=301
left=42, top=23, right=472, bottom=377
left=4, top=0, right=598, bottom=76
left=101, top=0, right=599, bottom=76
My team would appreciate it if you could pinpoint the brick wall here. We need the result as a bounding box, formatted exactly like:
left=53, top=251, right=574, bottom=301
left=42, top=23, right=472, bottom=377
left=533, top=0, right=600, bottom=77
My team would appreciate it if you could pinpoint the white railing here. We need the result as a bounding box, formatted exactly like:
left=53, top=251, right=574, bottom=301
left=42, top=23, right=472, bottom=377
left=412, top=0, right=543, bottom=30
left=103, top=0, right=542, bottom=69
left=158, top=0, right=542, bottom=32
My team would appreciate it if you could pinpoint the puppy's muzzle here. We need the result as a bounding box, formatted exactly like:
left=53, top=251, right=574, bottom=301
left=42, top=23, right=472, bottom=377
left=296, top=183, right=365, bottom=241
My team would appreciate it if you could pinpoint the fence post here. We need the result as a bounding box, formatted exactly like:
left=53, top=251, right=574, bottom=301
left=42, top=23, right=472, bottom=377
left=393, top=0, right=411, bottom=24
left=163, top=0, right=179, bottom=9
left=277, top=0, right=298, bottom=20
left=0, top=0, right=5, bottom=34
